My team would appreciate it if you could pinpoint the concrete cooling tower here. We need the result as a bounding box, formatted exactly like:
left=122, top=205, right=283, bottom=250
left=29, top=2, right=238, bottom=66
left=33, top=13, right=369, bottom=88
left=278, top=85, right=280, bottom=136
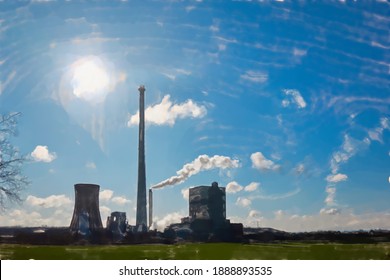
left=69, top=183, right=103, bottom=235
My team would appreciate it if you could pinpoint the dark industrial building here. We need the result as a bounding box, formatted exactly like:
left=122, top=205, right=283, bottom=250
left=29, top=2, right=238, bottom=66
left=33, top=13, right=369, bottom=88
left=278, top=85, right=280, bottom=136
left=166, top=182, right=243, bottom=242
left=69, top=183, right=103, bottom=236
left=189, top=182, right=226, bottom=222
left=106, top=212, right=127, bottom=239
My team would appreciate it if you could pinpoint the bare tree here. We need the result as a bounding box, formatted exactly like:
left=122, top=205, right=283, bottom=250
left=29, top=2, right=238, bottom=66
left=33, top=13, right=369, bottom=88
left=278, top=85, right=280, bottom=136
left=0, top=112, right=29, bottom=209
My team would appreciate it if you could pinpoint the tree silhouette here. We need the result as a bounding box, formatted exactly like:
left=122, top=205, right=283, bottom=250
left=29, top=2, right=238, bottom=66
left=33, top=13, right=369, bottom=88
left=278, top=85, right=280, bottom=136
left=0, top=112, right=28, bottom=209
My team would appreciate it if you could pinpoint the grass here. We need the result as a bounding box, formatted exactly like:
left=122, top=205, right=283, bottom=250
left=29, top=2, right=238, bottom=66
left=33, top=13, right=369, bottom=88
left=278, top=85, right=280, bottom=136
left=1, top=242, right=390, bottom=260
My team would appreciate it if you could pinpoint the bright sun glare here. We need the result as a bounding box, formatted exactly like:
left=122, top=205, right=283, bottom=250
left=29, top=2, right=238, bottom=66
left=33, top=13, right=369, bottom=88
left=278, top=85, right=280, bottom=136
left=71, top=56, right=110, bottom=104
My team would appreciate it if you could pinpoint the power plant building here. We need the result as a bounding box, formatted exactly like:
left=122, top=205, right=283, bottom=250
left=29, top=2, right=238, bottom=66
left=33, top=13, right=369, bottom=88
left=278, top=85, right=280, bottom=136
left=106, top=211, right=127, bottom=238
left=189, top=182, right=226, bottom=225
left=167, top=182, right=243, bottom=241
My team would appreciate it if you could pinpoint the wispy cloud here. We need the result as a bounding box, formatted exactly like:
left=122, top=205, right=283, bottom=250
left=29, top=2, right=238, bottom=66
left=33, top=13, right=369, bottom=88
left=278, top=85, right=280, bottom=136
left=324, top=117, right=388, bottom=210
left=161, top=68, right=192, bottom=81
left=71, top=36, right=120, bottom=45
left=86, top=161, right=96, bottom=169
left=320, top=208, right=340, bottom=215
left=330, top=134, right=369, bottom=174
left=282, top=89, right=307, bottom=109
left=250, top=188, right=301, bottom=200
left=0, top=70, right=16, bottom=95
left=128, top=95, right=207, bottom=127
left=209, top=24, right=219, bottom=32
left=326, top=173, right=348, bottom=183
left=214, top=36, right=238, bottom=44
left=368, top=117, right=389, bottom=143
left=294, top=163, right=305, bottom=175
left=324, top=186, right=337, bottom=206
left=185, top=6, right=196, bottom=12
left=240, top=70, right=268, bottom=84
left=293, top=48, right=307, bottom=57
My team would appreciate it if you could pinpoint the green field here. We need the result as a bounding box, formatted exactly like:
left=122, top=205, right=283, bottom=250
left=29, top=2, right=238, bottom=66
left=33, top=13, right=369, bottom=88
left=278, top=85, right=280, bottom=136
left=1, top=243, right=390, bottom=260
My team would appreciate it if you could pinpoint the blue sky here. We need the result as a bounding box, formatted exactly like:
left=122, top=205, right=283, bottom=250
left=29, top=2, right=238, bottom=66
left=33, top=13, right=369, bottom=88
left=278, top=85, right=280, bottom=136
left=0, top=0, right=389, bottom=231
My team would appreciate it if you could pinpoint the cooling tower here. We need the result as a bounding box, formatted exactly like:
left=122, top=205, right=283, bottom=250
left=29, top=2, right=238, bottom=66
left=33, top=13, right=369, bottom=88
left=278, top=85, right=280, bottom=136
left=69, top=183, right=103, bottom=235
left=136, top=85, right=147, bottom=228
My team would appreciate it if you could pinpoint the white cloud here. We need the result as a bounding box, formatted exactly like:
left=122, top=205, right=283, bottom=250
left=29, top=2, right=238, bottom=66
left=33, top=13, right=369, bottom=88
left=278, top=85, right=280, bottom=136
left=368, top=117, right=389, bottom=143
left=226, top=181, right=259, bottom=194
left=326, top=173, right=348, bottom=183
left=100, top=190, right=114, bottom=202
left=380, top=117, right=389, bottom=129
left=111, top=196, right=130, bottom=205
left=0, top=210, right=42, bottom=227
left=293, top=48, right=307, bottom=57
left=325, top=132, right=371, bottom=211
left=250, top=188, right=301, bottom=200
left=86, top=161, right=96, bottom=169
left=99, top=206, right=111, bottom=220
left=251, top=152, right=280, bottom=171
left=181, top=188, right=190, bottom=200
left=26, top=195, right=72, bottom=208
left=244, top=182, right=259, bottom=192
left=175, top=68, right=191, bottom=76
left=214, top=36, right=237, bottom=44
left=154, top=212, right=183, bottom=231
left=325, top=187, right=336, bottom=206
left=218, top=44, right=227, bottom=51
left=99, top=189, right=130, bottom=205
left=248, top=210, right=261, bottom=218
left=330, top=134, right=369, bottom=174
left=282, top=89, right=307, bottom=109
left=152, top=154, right=240, bottom=189
left=294, top=163, right=305, bottom=175
left=0, top=70, right=16, bottom=95
left=240, top=71, right=268, bottom=83
left=161, top=68, right=192, bottom=81
left=231, top=209, right=390, bottom=232
left=186, top=6, right=196, bottom=12
left=236, top=197, right=252, bottom=208
left=281, top=99, right=290, bottom=107
left=128, top=95, right=207, bottom=127
left=226, top=181, right=243, bottom=193
left=320, top=208, right=341, bottom=215
left=31, top=145, right=57, bottom=163
left=210, top=25, right=219, bottom=32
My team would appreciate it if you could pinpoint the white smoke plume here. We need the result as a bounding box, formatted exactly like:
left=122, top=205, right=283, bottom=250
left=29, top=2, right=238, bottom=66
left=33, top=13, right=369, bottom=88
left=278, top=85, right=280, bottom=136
left=152, top=154, right=240, bottom=189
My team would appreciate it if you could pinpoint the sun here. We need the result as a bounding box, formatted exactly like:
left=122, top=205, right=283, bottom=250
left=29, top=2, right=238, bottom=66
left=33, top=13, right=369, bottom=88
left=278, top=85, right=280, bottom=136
left=70, top=56, right=110, bottom=104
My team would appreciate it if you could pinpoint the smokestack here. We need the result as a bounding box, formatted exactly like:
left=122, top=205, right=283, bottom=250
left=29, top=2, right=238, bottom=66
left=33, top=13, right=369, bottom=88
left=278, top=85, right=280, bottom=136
left=70, top=183, right=103, bottom=234
left=148, top=189, right=153, bottom=229
left=136, top=85, right=147, bottom=228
